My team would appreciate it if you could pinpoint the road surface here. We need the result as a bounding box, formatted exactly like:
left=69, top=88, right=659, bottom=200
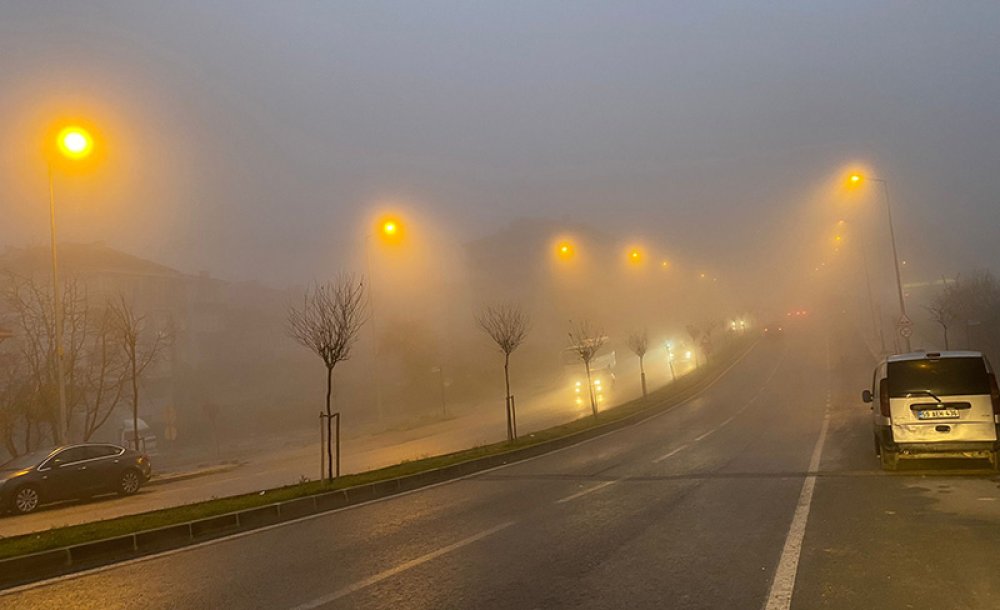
left=6, top=321, right=1000, bottom=609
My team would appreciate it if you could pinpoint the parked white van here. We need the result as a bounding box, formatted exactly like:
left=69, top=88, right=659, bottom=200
left=863, top=351, right=1000, bottom=470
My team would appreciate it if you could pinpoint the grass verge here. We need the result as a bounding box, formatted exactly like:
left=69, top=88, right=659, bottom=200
left=0, top=337, right=754, bottom=560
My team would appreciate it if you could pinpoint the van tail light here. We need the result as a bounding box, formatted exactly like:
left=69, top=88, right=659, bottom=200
left=879, top=378, right=891, bottom=417
left=989, top=374, right=1000, bottom=416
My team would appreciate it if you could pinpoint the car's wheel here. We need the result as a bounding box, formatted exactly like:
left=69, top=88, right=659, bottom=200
left=12, top=485, right=41, bottom=514
left=118, top=469, right=142, bottom=496
left=879, top=446, right=899, bottom=471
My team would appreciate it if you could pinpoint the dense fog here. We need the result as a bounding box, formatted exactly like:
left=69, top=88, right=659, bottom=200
left=2, top=2, right=999, bottom=463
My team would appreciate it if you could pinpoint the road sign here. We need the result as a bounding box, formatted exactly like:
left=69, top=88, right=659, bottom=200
left=899, top=325, right=913, bottom=338
left=897, top=314, right=913, bottom=328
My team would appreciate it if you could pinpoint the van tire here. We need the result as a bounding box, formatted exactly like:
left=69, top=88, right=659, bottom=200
left=988, top=451, right=999, bottom=472
left=879, top=447, right=899, bottom=471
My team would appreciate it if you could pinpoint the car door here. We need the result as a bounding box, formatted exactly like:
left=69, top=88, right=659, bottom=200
left=39, top=447, right=91, bottom=500
left=83, top=445, right=125, bottom=493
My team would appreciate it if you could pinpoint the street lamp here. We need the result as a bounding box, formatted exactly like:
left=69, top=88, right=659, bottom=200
left=366, top=214, right=406, bottom=421
left=849, top=173, right=911, bottom=352
left=556, top=241, right=574, bottom=260
left=48, top=125, right=94, bottom=444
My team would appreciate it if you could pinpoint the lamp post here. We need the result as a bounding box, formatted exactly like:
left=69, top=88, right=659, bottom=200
left=850, top=174, right=911, bottom=352
left=364, top=216, right=404, bottom=422
left=49, top=126, right=94, bottom=444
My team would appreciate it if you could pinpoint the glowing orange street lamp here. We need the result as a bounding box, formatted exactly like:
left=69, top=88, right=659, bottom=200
left=556, top=241, right=574, bottom=260
left=628, top=248, right=642, bottom=264
left=57, top=126, right=94, bottom=160
left=379, top=217, right=403, bottom=241
left=49, top=125, right=95, bottom=444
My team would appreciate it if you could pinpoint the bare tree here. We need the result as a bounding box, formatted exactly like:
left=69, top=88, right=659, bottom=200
left=109, top=296, right=169, bottom=453
left=80, top=306, right=130, bottom=441
left=627, top=329, right=649, bottom=398
left=476, top=303, right=530, bottom=442
left=924, top=294, right=955, bottom=350
left=288, top=275, right=368, bottom=481
left=568, top=319, right=607, bottom=417
left=941, top=271, right=1000, bottom=355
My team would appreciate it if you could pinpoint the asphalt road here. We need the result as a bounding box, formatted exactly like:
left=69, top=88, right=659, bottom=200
left=1, top=350, right=676, bottom=538
left=6, top=320, right=1000, bottom=609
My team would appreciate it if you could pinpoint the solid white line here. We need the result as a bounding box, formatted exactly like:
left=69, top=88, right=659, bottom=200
left=763, top=408, right=830, bottom=610
left=3, top=342, right=761, bottom=597
left=652, top=444, right=689, bottom=463
left=288, top=520, right=515, bottom=609
left=555, top=479, right=619, bottom=504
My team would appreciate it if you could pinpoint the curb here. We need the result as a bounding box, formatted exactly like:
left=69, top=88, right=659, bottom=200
left=146, top=462, right=245, bottom=488
left=0, top=340, right=755, bottom=591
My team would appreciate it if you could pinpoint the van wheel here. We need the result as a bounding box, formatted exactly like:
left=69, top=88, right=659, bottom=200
left=988, top=451, right=999, bottom=472
left=879, top=447, right=899, bottom=471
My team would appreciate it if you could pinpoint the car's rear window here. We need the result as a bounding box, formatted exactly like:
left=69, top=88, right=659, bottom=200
left=888, top=357, right=991, bottom=398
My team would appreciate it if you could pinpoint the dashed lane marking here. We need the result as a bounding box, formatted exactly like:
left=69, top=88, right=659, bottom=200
left=555, top=479, right=620, bottom=504
left=288, top=521, right=516, bottom=609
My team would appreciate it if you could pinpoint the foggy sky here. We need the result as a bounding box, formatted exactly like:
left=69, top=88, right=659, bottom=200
left=2, top=1, right=999, bottom=290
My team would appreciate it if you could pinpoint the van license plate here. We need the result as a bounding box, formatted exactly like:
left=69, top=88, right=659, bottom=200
left=916, top=409, right=960, bottom=420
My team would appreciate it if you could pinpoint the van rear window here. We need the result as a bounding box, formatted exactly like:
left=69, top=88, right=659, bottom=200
left=887, top=357, right=991, bottom=398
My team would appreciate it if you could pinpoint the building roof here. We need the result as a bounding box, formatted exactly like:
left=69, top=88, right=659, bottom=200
left=0, top=243, right=183, bottom=280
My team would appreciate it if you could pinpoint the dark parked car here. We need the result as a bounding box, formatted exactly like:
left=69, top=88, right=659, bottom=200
left=0, top=444, right=152, bottom=515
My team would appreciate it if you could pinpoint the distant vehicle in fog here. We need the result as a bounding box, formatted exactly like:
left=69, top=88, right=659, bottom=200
left=762, top=324, right=784, bottom=338
left=562, top=348, right=616, bottom=408
left=862, top=351, right=1000, bottom=470
left=0, top=444, right=152, bottom=515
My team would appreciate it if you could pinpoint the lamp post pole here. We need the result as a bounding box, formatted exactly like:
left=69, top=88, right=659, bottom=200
left=48, top=163, right=69, bottom=445
left=364, top=234, right=384, bottom=422
left=873, top=178, right=911, bottom=352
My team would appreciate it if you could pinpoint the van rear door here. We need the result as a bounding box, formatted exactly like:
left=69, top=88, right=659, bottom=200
left=887, top=357, right=998, bottom=444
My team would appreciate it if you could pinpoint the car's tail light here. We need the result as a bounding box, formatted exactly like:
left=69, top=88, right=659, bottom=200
left=879, top=378, right=891, bottom=417
left=989, top=374, right=1000, bottom=416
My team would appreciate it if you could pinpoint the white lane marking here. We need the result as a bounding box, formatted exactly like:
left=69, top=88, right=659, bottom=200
left=288, top=520, right=515, bottom=609
left=652, top=444, right=690, bottom=463
left=693, top=429, right=714, bottom=442
left=653, top=353, right=784, bottom=463
left=555, top=479, right=619, bottom=504
left=4, top=343, right=761, bottom=597
left=763, top=408, right=830, bottom=610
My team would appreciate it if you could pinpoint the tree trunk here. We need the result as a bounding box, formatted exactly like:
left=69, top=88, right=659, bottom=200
left=325, top=366, right=334, bottom=481
left=131, top=357, right=139, bottom=452
left=639, top=355, right=647, bottom=398
left=943, top=325, right=950, bottom=350
left=503, top=353, right=513, bottom=443
left=586, top=360, right=597, bottom=417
